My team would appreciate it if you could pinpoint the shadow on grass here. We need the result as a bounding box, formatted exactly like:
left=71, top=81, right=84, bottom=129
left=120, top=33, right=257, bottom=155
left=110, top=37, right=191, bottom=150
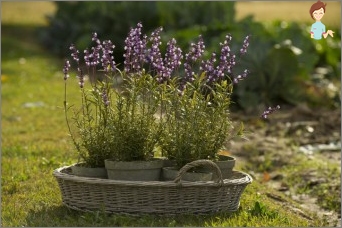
left=25, top=204, right=242, bottom=227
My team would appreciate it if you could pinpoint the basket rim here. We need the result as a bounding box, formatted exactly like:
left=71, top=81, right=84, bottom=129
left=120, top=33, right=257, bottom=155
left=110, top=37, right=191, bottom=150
left=53, top=164, right=253, bottom=188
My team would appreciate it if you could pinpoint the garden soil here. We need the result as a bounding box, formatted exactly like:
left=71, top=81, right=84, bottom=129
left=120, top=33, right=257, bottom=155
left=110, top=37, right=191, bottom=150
left=229, top=105, right=341, bottom=226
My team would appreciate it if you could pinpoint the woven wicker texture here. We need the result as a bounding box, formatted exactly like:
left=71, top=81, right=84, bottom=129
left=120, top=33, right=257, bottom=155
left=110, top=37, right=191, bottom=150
left=53, top=159, right=252, bottom=215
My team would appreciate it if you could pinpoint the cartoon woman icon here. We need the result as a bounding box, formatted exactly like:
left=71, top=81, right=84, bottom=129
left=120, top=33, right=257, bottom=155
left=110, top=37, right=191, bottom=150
left=309, top=0, right=334, bottom=40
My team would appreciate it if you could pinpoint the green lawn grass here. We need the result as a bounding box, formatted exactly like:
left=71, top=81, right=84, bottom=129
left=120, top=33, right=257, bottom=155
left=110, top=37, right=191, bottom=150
left=1, top=2, right=336, bottom=226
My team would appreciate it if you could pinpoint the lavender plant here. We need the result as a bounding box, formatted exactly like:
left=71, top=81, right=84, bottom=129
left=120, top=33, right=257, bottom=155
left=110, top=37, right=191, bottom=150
left=159, top=75, right=238, bottom=168
left=63, top=27, right=162, bottom=167
left=155, top=33, right=252, bottom=168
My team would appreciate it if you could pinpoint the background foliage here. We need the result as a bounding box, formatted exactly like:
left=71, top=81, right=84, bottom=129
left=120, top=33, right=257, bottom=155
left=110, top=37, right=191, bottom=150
left=39, top=1, right=341, bottom=110
left=39, top=1, right=235, bottom=58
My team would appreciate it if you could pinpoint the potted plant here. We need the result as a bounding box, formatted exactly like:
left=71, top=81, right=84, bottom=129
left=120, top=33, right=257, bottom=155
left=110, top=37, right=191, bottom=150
left=63, top=25, right=164, bottom=180
left=103, top=72, right=164, bottom=181
left=62, top=41, right=113, bottom=178
left=155, top=34, right=251, bottom=181
left=159, top=75, right=241, bottom=181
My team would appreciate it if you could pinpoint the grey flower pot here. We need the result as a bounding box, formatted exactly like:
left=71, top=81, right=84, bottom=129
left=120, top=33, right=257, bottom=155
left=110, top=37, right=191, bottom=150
left=104, top=159, right=164, bottom=181
left=156, top=157, right=177, bottom=167
left=196, top=155, right=236, bottom=180
left=71, top=163, right=108, bottom=179
left=213, top=155, right=236, bottom=179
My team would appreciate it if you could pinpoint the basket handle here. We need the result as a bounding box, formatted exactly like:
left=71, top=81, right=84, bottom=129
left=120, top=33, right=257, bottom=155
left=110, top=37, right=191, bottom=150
left=174, top=159, right=223, bottom=186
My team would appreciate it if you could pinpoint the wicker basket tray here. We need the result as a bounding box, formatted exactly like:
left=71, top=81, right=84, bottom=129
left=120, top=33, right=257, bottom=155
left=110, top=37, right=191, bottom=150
left=53, top=159, right=252, bottom=215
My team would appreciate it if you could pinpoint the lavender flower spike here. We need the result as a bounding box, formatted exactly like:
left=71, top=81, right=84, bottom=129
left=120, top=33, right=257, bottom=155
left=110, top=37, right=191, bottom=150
left=183, top=35, right=205, bottom=86
left=63, top=60, right=71, bottom=81
left=69, top=44, right=80, bottom=65
left=240, top=35, right=250, bottom=55
left=147, top=26, right=164, bottom=78
left=233, top=69, right=249, bottom=84
left=124, top=22, right=147, bottom=73
left=101, top=89, right=110, bottom=106
left=161, top=38, right=183, bottom=82
left=92, top=32, right=101, bottom=45
left=200, top=52, right=217, bottom=84
left=261, top=105, right=280, bottom=119
left=101, top=40, right=116, bottom=72
left=78, top=69, right=85, bottom=89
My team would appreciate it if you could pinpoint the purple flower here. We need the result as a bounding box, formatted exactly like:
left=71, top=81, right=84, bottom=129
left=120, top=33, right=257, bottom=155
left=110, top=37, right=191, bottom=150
left=227, top=54, right=236, bottom=74
left=124, top=22, right=147, bottom=73
left=69, top=44, right=80, bottom=65
left=218, top=35, right=232, bottom=74
left=90, top=46, right=101, bottom=67
left=101, top=40, right=116, bottom=72
left=182, top=35, right=205, bottom=87
left=68, top=43, right=85, bottom=87
left=63, top=60, right=71, bottom=81
left=101, top=89, right=110, bottom=106
left=233, top=69, right=249, bottom=84
left=82, top=32, right=102, bottom=68
left=78, top=68, right=84, bottom=88
left=84, top=48, right=90, bottom=67
left=204, top=34, right=233, bottom=84
left=200, top=34, right=241, bottom=84
left=261, top=105, right=280, bottom=119
left=92, top=32, right=101, bottom=45
left=158, top=38, right=183, bottom=82
left=240, top=35, right=250, bottom=55
left=147, top=26, right=164, bottom=79
left=200, top=52, right=217, bottom=83
left=191, top=33, right=251, bottom=88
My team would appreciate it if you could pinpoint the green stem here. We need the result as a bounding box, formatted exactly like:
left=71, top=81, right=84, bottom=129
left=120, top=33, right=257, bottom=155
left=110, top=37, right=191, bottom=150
left=64, top=81, right=81, bottom=157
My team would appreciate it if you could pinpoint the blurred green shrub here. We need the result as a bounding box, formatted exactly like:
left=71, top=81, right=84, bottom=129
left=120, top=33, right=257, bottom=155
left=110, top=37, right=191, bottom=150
left=39, top=1, right=235, bottom=60
left=226, top=17, right=317, bottom=110
left=225, top=17, right=340, bottom=110
left=39, top=1, right=159, bottom=58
